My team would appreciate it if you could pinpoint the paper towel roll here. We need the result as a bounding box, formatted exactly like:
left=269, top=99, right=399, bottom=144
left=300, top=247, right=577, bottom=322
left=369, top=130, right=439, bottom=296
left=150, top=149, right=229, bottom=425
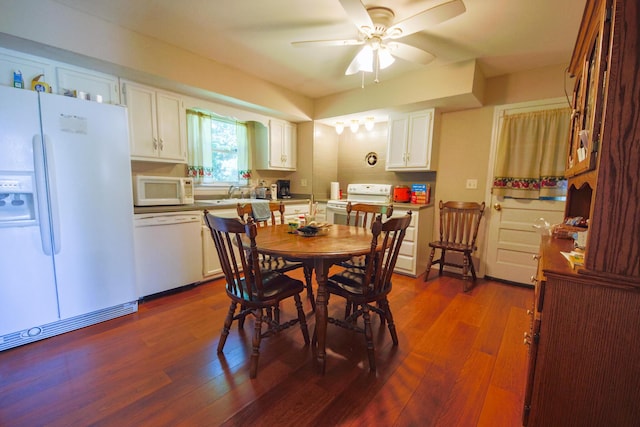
left=330, top=182, right=340, bottom=200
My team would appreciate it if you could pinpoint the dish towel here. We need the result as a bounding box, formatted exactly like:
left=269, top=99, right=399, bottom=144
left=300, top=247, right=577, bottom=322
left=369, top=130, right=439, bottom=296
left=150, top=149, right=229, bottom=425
left=252, top=202, right=271, bottom=221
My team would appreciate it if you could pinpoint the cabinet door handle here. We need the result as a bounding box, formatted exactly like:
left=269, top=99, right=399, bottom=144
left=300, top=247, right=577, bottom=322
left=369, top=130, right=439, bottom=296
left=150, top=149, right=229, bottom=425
left=159, top=138, right=164, bottom=150
left=493, top=203, right=502, bottom=211
left=153, top=138, right=158, bottom=149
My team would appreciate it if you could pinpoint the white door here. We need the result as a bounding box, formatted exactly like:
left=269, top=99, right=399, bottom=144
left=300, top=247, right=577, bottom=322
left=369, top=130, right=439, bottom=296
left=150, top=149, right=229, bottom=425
left=123, top=81, right=158, bottom=158
left=269, top=120, right=285, bottom=168
left=483, top=98, right=568, bottom=285
left=406, top=109, right=433, bottom=169
left=0, top=86, right=59, bottom=335
left=386, top=115, right=408, bottom=169
left=484, top=196, right=564, bottom=285
left=156, top=90, right=185, bottom=161
left=39, top=92, right=137, bottom=318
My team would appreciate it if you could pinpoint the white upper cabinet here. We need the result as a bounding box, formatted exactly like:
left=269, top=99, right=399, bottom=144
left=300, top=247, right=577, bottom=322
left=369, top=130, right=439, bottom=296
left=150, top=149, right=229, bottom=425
left=0, top=47, right=55, bottom=91
left=386, top=108, right=435, bottom=171
left=121, top=80, right=187, bottom=163
left=56, top=65, right=119, bottom=104
left=256, top=119, right=297, bottom=170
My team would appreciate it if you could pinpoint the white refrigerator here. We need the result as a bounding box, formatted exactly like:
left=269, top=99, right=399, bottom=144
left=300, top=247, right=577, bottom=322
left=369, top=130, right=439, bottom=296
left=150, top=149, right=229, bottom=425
left=0, top=85, right=137, bottom=350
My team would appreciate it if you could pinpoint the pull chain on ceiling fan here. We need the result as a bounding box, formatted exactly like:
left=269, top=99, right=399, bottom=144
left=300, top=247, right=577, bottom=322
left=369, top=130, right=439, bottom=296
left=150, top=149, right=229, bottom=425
left=292, top=0, right=466, bottom=86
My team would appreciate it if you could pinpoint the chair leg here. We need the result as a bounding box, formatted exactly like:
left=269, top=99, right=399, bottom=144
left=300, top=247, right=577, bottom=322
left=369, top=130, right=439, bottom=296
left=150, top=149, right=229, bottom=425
left=424, top=247, right=437, bottom=282
left=303, top=265, right=316, bottom=312
left=294, top=293, right=310, bottom=345
left=274, top=304, right=280, bottom=327
left=238, top=304, right=247, bottom=329
left=344, top=301, right=352, bottom=319
left=250, top=308, right=264, bottom=379
left=362, top=304, right=376, bottom=372
left=468, top=253, right=477, bottom=281
left=379, top=298, right=398, bottom=346
left=439, top=249, right=446, bottom=275
left=218, top=301, right=237, bottom=353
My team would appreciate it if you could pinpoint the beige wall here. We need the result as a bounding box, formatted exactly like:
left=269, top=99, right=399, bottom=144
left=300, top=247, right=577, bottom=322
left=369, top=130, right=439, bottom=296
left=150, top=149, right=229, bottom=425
left=430, top=64, right=570, bottom=273
left=435, top=63, right=570, bottom=206
left=333, top=122, right=436, bottom=199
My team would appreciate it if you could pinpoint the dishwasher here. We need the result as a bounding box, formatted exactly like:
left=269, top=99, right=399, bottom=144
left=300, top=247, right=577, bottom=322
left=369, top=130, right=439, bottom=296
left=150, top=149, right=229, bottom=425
left=133, top=211, right=203, bottom=299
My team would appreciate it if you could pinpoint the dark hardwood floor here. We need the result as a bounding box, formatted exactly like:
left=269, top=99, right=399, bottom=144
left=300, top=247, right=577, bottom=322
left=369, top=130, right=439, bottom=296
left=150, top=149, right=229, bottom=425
left=0, top=271, right=532, bottom=427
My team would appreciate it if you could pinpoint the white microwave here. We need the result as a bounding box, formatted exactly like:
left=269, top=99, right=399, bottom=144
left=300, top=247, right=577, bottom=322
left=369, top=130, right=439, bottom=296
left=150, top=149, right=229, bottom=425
left=133, top=175, right=194, bottom=206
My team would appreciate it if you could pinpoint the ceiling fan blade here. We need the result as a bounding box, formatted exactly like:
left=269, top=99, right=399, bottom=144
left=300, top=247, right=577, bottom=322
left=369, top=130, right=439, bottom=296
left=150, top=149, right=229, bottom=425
left=339, top=0, right=373, bottom=32
left=291, top=39, right=363, bottom=47
left=386, top=0, right=466, bottom=38
left=387, top=42, right=435, bottom=65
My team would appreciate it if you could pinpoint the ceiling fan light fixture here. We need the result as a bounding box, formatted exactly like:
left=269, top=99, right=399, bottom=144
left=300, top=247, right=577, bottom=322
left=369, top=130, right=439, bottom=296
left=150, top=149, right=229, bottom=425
left=355, top=45, right=374, bottom=73
left=378, top=46, right=395, bottom=69
left=335, top=121, right=344, bottom=135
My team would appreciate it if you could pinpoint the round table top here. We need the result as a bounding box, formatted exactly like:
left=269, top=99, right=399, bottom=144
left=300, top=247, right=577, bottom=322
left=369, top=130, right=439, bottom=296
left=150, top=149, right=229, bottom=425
left=246, top=223, right=374, bottom=260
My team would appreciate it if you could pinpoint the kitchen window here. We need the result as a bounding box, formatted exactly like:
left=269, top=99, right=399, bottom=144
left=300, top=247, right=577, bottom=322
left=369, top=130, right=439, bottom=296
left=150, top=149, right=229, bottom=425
left=186, top=109, right=248, bottom=185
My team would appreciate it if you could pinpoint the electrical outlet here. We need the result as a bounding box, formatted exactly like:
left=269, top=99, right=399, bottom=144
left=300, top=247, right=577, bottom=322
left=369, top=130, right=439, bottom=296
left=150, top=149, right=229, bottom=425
left=301, top=178, right=308, bottom=187
left=466, top=179, right=478, bottom=189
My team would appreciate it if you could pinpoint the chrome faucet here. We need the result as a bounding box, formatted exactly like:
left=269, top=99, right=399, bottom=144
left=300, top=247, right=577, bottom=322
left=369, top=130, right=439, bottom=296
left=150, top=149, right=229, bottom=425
left=228, top=185, right=241, bottom=198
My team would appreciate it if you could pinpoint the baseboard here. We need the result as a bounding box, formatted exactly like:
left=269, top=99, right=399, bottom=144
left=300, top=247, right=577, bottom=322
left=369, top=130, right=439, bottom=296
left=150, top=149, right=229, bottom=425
left=0, top=301, right=138, bottom=352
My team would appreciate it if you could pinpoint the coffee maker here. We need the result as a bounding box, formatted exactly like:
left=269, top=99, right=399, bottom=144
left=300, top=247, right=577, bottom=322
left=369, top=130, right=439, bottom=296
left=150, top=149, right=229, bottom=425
left=276, top=179, right=291, bottom=199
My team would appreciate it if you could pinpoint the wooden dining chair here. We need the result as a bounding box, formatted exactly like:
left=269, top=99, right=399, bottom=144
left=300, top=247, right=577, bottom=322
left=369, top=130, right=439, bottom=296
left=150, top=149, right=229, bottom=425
left=323, top=211, right=412, bottom=372
left=237, top=202, right=315, bottom=311
left=340, top=202, right=395, bottom=318
left=423, top=200, right=486, bottom=292
left=346, top=202, right=394, bottom=229
left=340, top=202, right=394, bottom=270
left=203, top=211, right=310, bottom=379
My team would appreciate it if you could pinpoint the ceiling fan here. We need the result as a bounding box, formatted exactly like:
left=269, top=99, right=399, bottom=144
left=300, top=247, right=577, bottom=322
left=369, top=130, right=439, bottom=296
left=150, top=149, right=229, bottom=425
left=292, top=0, right=466, bottom=84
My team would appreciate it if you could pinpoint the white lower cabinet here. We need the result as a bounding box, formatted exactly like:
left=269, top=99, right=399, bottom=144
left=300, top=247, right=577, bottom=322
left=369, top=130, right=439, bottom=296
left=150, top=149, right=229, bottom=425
left=391, top=206, right=434, bottom=277
left=283, top=202, right=309, bottom=223
left=201, top=208, right=238, bottom=280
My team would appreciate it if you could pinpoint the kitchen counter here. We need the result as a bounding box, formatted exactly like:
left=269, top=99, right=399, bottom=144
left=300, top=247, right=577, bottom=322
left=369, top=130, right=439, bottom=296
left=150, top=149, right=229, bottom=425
left=134, top=198, right=311, bottom=215
left=391, top=202, right=434, bottom=211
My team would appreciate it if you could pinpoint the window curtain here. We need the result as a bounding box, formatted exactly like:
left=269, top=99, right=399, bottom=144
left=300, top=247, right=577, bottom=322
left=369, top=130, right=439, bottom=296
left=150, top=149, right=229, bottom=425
left=187, top=110, right=249, bottom=184
left=236, top=121, right=248, bottom=181
left=493, top=108, right=571, bottom=199
left=187, top=110, right=212, bottom=183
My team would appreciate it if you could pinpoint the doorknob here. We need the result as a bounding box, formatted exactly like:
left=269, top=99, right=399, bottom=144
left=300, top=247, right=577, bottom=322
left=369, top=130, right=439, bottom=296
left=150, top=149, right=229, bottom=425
left=493, top=203, right=501, bottom=211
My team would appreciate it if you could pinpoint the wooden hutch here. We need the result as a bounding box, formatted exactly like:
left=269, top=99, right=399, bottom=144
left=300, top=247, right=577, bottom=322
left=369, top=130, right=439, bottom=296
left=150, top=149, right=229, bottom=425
left=523, top=0, right=640, bottom=425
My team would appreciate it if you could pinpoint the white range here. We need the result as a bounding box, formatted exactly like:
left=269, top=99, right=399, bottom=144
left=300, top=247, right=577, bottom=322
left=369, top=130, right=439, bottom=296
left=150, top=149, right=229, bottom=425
left=326, top=183, right=393, bottom=225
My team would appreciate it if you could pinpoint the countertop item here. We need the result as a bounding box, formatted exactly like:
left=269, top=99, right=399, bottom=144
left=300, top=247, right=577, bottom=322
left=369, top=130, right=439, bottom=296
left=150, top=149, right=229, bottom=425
left=393, top=186, right=411, bottom=203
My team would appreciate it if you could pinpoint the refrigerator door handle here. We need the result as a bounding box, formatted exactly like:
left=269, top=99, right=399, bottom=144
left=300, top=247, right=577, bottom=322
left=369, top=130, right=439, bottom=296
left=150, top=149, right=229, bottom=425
left=33, top=134, right=61, bottom=255
left=43, top=135, right=61, bottom=255
left=33, top=134, right=54, bottom=255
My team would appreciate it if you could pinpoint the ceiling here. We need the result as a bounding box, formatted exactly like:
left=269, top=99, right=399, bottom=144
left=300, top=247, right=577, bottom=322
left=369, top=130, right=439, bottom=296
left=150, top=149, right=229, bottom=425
left=50, top=0, right=587, bottom=101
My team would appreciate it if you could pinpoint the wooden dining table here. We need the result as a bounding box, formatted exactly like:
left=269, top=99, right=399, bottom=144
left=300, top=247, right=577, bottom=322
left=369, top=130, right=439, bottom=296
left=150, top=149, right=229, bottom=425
left=244, top=223, right=374, bottom=374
